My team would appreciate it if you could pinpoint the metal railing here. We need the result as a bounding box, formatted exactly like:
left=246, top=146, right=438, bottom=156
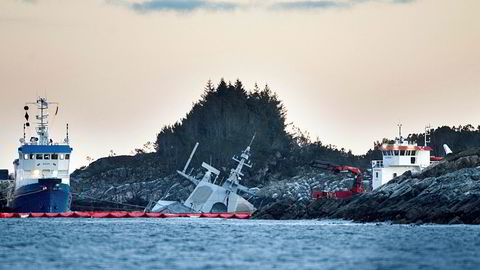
left=372, top=160, right=384, bottom=168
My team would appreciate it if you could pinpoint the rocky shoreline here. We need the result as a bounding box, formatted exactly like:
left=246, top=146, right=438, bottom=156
left=254, top=148, right=480, bottom=224
left=37, top=148, right=479, bottom=224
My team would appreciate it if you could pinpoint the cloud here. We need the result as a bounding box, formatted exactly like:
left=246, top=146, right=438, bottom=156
left=108, top=0, right=416, bottom=13
left=271, top=0, right=416, bottom=10
left=271, top=1, right=351, bottom=10
left=126, top=0, right=238, bottom=12
left=392, top=0, right=415, bottom=3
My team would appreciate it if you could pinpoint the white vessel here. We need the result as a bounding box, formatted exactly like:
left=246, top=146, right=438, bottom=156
left=371, top=126, right=439, bottom=190
left=151, top=137, right=258, bottom=214
left=8, top=97, right=73, bottom=212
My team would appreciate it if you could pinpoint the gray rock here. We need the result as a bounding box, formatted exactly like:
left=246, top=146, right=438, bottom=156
left=256, top=148, right=480, bottom=224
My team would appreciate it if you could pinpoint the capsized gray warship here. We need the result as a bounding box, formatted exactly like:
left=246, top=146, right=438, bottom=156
left=150, top=137, right=259, bottom=214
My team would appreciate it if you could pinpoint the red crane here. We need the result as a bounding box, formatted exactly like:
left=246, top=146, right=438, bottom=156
left=310, top=160, right=365, bottom=199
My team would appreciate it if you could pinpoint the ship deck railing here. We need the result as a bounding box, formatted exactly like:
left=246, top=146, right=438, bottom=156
left=372, top=160, right=384, bottom=168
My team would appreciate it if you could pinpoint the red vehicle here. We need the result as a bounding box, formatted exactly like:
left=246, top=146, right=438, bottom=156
left=310, top=160, right=365, bottom=199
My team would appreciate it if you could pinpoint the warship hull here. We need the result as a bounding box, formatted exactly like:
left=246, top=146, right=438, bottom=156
left=11, top=178, right=71, bottom=213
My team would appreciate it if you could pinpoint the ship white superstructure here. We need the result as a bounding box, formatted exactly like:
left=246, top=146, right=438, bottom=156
left=14, top=98, right=72, bottom=189
left=371, top=126, right=433, bottom=190
left=151, top=137, right=258, bottom=214
left=8, top=97, right=73, bottom=212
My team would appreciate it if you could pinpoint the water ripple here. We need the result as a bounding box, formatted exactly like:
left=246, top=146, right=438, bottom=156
left=0, top=219, right=479, bottom=270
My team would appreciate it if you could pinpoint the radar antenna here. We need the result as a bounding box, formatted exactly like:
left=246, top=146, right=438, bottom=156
left=25, top=97, right=59, bottom=145
left=424, top=125, right=432, bottom=146
left=397, top=123, right=403, bottom=142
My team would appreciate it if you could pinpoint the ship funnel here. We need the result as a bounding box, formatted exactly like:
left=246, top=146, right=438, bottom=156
left=443, top=144, right=453, bottom=155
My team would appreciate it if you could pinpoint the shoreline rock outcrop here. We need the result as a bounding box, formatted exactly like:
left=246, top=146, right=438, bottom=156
left=254, top=148, right=480, bottom=224
left=69, top=147, right=480, bottom=224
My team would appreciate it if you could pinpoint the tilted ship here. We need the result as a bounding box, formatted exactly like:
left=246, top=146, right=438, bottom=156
left=150, top=137, right=258, bottom=214
left=7, top=97, right=73, bottom=212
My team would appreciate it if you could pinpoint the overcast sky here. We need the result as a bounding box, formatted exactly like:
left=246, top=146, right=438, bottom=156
left=1, top=0, right=479, bottom=171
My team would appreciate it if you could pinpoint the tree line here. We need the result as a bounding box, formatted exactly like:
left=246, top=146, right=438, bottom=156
left=408, top=125, right=480, bottom=156
left=151, top=80, right=480, bottom=179
left=152, top=79, right=370, bottom=179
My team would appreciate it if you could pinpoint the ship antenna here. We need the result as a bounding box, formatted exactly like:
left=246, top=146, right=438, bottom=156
left=397, top=124, right=403, bottom=142
left=182, top=142, right=199, bottom=173
left=40, top=98, right=44, bottom=131
left=424, top=124, right=431, bottom=146
left=39, top=97, right=46, bottom=145
left=23, top=124, right=26, bottom=141
left=248, top=132, right=256, bottom=148
left=66, top=123, right=69, bottom=144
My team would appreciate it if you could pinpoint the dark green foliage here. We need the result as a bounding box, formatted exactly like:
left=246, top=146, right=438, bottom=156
left=153, top=79, right=372, bottom=179
left=71, top=78, right=480, bottom=196
left=288, top=128, right=376, bottom=169
left=408, top=125, right=480, bottom=156
left=152, top=79, right=480, bottom=179
left=154, top=79, right=291, bottom=174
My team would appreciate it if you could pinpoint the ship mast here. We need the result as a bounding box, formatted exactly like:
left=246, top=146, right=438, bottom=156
left=397, top=123, right=403, bottom=143
left=26, top=97, right=58, bottom=145
left=177, top=135, right=258, bottom=197
left=424, top=125, right=432, bottom=146
left=222, top=134, right=255, bottom=193
left=39, top=98, right=48, bottom=145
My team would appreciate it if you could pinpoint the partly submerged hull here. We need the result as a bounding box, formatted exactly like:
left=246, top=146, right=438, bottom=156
left=11, top=179, right=71, bottom=213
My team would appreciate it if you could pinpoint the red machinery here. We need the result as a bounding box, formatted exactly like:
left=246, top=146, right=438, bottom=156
left=310, top=160, right=365, bottom=199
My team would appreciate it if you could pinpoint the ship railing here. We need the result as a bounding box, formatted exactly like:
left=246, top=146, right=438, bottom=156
left=372, top=160, right=384, bottom=168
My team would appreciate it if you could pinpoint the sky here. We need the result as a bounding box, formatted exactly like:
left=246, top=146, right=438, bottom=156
left=0, top=0, right=479, bottom=171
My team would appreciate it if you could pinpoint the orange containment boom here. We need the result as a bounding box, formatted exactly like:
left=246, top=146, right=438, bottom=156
left=0, top=212, right=252, bottom=219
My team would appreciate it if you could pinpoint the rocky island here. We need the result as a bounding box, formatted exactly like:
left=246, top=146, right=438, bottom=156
left=23, top=80, right=480, bottom=224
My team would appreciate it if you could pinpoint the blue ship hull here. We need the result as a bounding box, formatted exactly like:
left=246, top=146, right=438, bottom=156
left=12, top=178, right=71, bottom=213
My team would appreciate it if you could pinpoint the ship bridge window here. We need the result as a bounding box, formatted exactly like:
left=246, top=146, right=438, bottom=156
left=394, top=150, right=399, bottom=156
left=411, top=151, right=416, bottom=156
left=36, top=154, right=43, bottom=160
left=23, top=154, right=29, bottom=160
left=383, top=151, right=388, bottom=156
left=65, top=154, right=70, bottom=160
left=44, top=154, right=50, bottom=160
left=29, top=154, right=34, bottom=159
left=59, top=154, right=64, bottom=160
left=51, top=154, right=58, bottom=160
left=400, top=150, right=406, bottom=156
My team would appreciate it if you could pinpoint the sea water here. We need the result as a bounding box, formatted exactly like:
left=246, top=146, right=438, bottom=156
left=0, top=218, right=479, bottom=270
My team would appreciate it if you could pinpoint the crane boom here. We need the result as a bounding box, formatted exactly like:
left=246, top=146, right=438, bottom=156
left=310, top=160, right=365, bottom=199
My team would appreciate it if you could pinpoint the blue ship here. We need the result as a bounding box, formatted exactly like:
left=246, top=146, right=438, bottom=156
left=9, top=97, right=73, bottom=213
